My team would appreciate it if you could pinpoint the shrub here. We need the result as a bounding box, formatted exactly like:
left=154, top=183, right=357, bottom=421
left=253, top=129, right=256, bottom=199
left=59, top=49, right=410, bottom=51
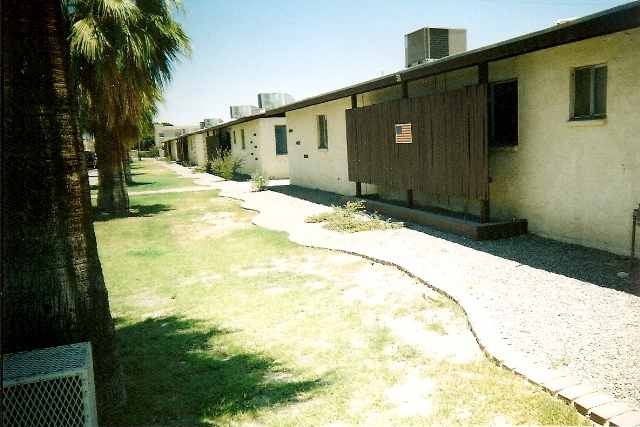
left=148, top=146, right=160, bottom=158
left=208, top=149, right=243, bottom=179
left=306, top=200, right=402, bottom=233
left=251, top=173, right=269, bottom=191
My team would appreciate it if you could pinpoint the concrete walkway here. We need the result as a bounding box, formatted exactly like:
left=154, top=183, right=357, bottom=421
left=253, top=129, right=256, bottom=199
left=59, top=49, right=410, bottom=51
left=165, top=161, right=640, bottom=425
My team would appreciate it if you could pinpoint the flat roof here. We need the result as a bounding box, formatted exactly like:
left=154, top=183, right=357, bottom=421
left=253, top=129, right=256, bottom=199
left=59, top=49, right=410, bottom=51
left=163, top=1, right=639, bottom=144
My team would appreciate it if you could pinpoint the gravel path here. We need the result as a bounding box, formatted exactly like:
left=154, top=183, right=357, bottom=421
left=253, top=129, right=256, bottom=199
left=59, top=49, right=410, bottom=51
left=164, top=161, right=640, bottom=408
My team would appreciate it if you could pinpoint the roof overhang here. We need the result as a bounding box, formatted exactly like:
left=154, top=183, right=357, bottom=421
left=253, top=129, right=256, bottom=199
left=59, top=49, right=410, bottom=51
left=264, top=1, right=639, bottom=115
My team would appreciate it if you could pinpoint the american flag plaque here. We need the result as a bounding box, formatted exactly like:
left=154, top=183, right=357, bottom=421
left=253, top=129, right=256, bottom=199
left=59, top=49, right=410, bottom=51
left=394, top=123, right=412, bottom=144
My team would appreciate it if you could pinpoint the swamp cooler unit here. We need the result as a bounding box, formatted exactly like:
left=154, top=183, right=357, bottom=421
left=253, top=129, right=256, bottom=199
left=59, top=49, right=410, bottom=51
left=2, top=342, right=98, bottom=427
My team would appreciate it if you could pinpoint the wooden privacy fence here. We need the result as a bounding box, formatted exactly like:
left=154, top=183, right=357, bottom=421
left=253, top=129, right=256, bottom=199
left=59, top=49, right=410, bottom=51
left=346, top=84, right=489, bottom=201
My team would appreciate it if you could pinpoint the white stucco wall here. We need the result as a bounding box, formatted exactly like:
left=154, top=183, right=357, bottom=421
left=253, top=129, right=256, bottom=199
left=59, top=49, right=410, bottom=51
left=169, top=140, right=178, bottom=161
left=487, top=28, right=640, bottom=256
left=228, top=118, right=289, bottom=178
left=286, top=97, right=376, bottom=196
left=258, top=117, right=289, bottom=179
left=229, top=121, right=259, bottom=175
left=187, top=133, right=207, bottom=166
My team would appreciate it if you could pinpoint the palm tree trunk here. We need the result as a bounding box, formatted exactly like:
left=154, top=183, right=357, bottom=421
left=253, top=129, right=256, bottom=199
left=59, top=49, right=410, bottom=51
left=2, top=0, right=125, bottom=415
left=96, top=129, right=130, bottom=216
left=123, top=143, right=133, bottom=185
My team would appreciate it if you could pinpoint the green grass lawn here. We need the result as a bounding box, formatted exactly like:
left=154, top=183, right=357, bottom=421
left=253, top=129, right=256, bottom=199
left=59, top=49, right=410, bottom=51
left=95, top=162, right=588, bottom=426
left=91, top=160, right=196, bottom=197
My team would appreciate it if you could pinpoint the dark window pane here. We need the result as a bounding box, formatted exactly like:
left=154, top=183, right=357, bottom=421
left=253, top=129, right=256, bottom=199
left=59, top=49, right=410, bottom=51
left=489, top=80, right=518, bottom=147
left=574, top=68, right=592, bottom=117
left=275, top=125, right=288, bottom=155
left=593, top=66, right=607, bottom=115
left=318, top=115, right=328, bottom=149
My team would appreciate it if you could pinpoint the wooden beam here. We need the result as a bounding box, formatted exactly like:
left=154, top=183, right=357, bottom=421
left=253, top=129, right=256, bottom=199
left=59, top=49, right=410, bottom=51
left=355, top=182, right=362, bottom=197
left=407, top=189, right=414, bottom=208
left=478, top=62, right=488, bottom=84
left=479, top=62, right=490, bottom=223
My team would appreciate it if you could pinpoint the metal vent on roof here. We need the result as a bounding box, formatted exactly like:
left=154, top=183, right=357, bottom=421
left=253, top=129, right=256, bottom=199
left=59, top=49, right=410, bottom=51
left=405, top=27, right=467, bottom=68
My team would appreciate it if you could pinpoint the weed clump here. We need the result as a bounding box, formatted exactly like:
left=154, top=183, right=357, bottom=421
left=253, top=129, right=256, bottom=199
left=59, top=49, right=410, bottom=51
left=306, top=200, right=402, bottom=233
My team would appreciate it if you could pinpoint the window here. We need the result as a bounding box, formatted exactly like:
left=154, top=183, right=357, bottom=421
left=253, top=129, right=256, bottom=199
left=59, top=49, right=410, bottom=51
left=317, top=115, right=328, bottom=149
left=489, top=80, right=518, bottom=147
left=572, top=64, right=607, bottom=120
left=159, top=132, right=165, bottom=138
left=233, top=130, right=236, bottom=144
left=241, top=129, right=245, bottom=149
left=275, top=125, right=288, bottom=155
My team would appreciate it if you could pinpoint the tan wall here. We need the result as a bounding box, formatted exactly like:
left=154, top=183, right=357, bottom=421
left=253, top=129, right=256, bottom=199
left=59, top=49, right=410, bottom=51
left=284, top=29, right=639, bottom=256
left=187, top=133, right=207, bottom=166
left=229, top=118, right=289, bottom=178
left=488, top=29, right=640, bottom=255
left=286, top=97, right=377, bottom=196
left=258, top=117, right=289, bottom=179
left=359, top=30, right=639, bottom=255
left=169, top=140, right=178, bottom=160
left=229, top=120, right=260, bottom=175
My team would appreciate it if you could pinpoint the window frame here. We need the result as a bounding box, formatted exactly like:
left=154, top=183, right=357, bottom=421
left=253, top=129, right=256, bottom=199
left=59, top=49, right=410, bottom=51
left=241, top=129, right=246, bottom=150
left=571, top=64, right=607, bottom=121
left=274, top=125, right=288, bottom=155
left=317, top=115, right=328, bottom=150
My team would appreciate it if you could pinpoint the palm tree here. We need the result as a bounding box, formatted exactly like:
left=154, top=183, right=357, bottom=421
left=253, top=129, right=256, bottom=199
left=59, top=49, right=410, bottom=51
left=2, top=0, right=125, bottom=416
left=69, top=0, right=190, bottom=215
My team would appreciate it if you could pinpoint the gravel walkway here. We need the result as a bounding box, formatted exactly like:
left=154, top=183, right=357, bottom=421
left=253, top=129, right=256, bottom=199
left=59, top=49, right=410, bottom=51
left=164, top=161, right=640, bottom=410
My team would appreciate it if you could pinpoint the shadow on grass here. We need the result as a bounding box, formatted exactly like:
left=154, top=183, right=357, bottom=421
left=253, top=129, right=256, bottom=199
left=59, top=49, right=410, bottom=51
left=104, top=316, right=324, bottom=426
left=127, top=180, right=152, bottom=187
left=269, top=184, right=636, bottom=295
left=93, top=203, right=174, bottom=222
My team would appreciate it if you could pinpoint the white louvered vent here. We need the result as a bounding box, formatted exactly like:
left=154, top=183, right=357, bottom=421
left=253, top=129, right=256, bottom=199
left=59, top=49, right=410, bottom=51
left=2, top=342, right=98, bottom=427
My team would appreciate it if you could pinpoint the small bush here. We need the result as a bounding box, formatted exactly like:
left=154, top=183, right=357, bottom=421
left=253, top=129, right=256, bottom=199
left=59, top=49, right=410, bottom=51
left=306, top=200, right=402, bottom=233
left=251, top=173, right=269, bottom=191
left=209, top=149, right=243, bottom=179
left=148, top=146, right=160, bottom=158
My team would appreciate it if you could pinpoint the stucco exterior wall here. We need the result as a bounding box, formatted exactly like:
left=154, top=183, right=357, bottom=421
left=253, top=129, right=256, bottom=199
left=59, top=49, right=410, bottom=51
left=169, top=140, right=178, bottom=160
left=229, top=120, right=260, bottom=175
left=278, top=29, right=640, bottom=256
left=488, top=29, right=640, bottom=255
left=258, top=117, right=289, bottom=179
left=228, top=118, right=289, bottom=178
left=187, top=133, right=207, bottom=166
left=286, top=97, right=376, bottom=196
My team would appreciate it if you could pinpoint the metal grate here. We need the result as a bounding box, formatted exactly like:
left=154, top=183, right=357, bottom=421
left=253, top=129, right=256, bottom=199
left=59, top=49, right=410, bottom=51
left=2, top=342, right=98, bottom=427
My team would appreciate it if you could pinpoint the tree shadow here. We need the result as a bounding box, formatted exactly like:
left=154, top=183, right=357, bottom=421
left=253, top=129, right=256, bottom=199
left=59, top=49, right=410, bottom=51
left=93, top=203, right=174, bottom=222
left=268, top=184, right=636, bottom=296
left=127, top=181, right=152, bottom=187
left=104, top=316, right=325, bottom=426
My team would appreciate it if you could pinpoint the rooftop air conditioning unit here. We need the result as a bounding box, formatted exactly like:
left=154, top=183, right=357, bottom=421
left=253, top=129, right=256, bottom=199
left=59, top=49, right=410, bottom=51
left=229, top=105, right=264, bottom=119
left=2, top=342, right=98, bottom=427
left=257, top=93, right=295, bottom=110
left=405, top=27, right=467, bottom=68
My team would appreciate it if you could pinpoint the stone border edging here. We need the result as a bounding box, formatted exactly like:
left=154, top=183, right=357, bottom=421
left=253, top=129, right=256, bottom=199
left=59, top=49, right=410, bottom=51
left=168, top=160, right=640, bottom=427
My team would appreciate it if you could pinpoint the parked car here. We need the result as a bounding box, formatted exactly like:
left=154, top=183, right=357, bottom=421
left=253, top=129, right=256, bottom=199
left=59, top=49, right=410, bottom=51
left=83, top=151, right=97, bottom=169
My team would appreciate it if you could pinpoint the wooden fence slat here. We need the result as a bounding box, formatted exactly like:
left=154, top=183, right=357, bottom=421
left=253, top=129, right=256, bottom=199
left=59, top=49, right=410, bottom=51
left=346, top=84, right=488, bottom=201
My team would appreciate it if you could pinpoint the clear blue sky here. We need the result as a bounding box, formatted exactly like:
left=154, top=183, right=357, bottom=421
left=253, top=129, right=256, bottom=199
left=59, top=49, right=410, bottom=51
left=157, top=0, right=628, bottom=124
